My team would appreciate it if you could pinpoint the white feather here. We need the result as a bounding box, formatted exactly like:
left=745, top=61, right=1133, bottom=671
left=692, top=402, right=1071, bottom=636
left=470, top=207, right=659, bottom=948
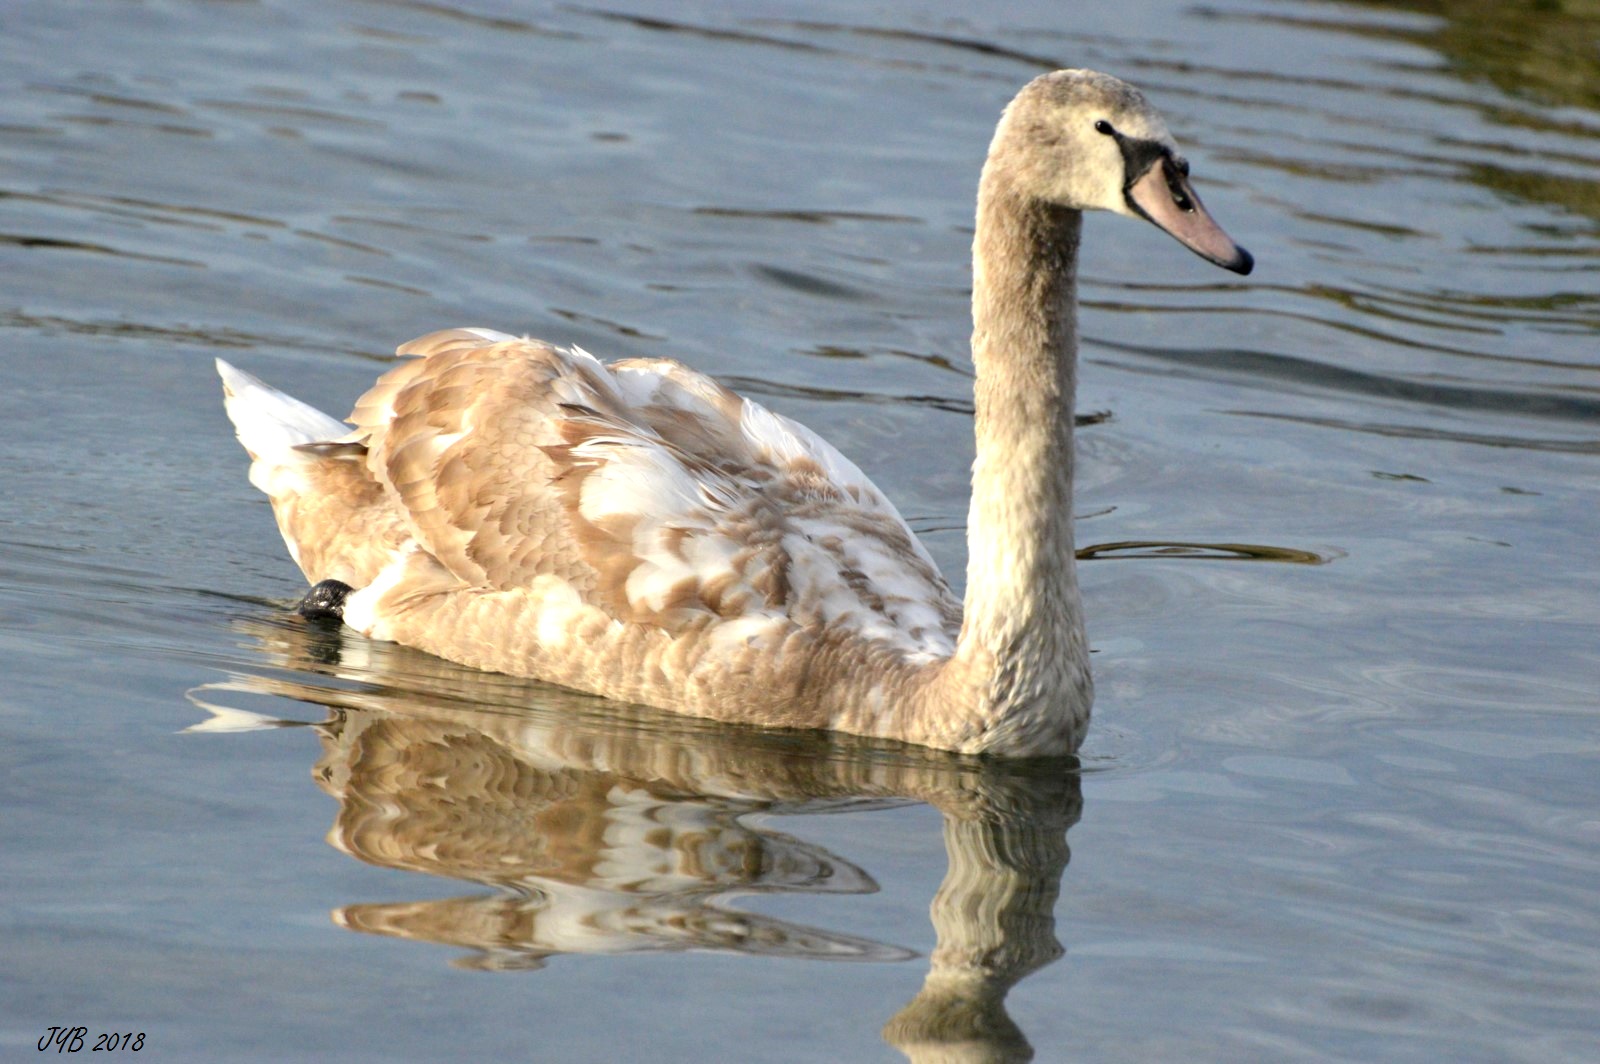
left=217, top=359, right=346, bottom=459
left=578, top=444, right=719, bottom=523
left=463, top=327, right=518, bottom=344
left=341, top=546, right=415, bottom=640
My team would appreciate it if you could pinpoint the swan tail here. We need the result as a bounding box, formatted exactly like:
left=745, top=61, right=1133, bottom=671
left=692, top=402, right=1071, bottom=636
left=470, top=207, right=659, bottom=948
left=218, top=360, right=404, bottom=588
left=217, top=359, right=349, bottom=464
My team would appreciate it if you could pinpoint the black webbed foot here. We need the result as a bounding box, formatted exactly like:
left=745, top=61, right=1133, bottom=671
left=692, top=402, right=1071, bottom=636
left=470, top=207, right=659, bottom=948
left=297, top=579, right=354, bottom=622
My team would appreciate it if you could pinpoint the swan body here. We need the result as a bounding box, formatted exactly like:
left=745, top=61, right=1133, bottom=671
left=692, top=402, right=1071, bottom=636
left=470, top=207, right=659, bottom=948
left=219, top=70, right=1251, bottom=757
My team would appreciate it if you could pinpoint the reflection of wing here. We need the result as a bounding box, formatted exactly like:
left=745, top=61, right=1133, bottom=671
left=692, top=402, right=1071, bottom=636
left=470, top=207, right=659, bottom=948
left=316, top=713, right=879, bottom=894
left=313, top=710, right=910, bottom=967
left=334, top=890, right=913, bottom=972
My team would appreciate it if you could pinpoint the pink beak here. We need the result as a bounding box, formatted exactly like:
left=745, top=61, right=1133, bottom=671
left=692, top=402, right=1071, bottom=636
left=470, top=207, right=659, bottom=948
left=1126, top=156, right=1253, bottom=275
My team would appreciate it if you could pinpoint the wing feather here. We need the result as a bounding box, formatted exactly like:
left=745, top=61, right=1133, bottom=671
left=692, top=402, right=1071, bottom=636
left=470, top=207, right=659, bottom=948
left=347, top=329, right=958, bottom=655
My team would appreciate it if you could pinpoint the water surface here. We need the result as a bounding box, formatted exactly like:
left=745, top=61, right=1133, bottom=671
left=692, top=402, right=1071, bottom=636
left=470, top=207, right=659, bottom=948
left=3, top=0, right=1598, bottom=1060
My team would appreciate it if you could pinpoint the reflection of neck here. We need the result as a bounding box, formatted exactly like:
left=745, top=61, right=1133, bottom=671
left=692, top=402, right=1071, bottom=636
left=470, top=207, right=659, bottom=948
left=882, top=791, right=1074, bottom=1063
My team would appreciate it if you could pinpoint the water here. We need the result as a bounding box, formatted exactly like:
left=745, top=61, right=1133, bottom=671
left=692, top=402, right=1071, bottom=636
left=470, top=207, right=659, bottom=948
left=3, top=0, right=1598, bottom=1059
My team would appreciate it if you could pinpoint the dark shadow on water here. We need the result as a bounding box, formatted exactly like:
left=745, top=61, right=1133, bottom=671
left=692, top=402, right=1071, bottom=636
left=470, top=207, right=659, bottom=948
left=1079, top=540, right=1335, bottom=565
left=190, top=614, right=1083, bottom=1063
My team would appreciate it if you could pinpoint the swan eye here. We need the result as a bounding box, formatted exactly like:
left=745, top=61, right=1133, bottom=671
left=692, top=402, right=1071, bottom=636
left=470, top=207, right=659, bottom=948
left=1094, top=120, right=1115, bottom=136
left=1166, top=169, right=1194, bottom=211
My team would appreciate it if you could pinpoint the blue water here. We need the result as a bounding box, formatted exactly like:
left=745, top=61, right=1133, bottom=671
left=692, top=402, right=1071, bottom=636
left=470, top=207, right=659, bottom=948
left=3, top=1, right=1598, bottom=1060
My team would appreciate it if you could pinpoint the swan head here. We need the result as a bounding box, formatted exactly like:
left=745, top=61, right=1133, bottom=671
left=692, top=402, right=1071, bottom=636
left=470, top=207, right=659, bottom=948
left=990, top=69, right=1253, bottom=275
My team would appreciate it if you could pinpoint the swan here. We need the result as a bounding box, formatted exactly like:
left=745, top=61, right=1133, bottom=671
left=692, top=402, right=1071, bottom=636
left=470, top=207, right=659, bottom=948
left=218, top=70, right=1252, bottom=758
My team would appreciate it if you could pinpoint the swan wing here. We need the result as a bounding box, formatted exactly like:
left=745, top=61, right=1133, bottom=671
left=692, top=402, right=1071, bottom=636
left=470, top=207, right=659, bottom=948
left=349, top=329, right=959, bottom=656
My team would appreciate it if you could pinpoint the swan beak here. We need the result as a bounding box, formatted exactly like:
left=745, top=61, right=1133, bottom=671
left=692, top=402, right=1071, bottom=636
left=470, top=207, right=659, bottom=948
left=1126, top=157, right=1253, bottom=275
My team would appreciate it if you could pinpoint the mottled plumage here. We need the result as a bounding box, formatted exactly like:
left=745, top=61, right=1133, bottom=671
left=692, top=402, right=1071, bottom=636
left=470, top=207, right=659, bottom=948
left=220, top=70, right=1251, bottom=756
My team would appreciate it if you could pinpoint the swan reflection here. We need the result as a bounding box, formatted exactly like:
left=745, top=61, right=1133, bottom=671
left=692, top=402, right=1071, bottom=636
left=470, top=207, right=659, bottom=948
left=317, top=708, right=906, bottom=970
left=192, top=615, right=1082, bottom=1061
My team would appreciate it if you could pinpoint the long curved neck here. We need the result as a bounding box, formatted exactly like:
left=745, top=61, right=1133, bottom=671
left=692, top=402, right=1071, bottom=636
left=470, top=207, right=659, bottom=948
left=945, top=166, right=1092, bottom=752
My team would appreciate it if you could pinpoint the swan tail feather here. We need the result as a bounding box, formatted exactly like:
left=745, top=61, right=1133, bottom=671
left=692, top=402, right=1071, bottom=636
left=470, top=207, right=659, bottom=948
left=218, top=360, right=405, bottom=588
left=217, top=359, right=349, bottom=462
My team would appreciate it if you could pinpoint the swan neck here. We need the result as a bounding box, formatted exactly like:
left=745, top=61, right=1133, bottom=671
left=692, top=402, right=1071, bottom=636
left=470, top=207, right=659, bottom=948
left=945, top=170, right=1092, bottom=752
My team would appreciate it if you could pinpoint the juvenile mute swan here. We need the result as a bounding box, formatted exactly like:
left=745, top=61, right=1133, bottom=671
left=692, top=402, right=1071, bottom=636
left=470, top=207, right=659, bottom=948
left=219, top=70, right=1252, bottom=757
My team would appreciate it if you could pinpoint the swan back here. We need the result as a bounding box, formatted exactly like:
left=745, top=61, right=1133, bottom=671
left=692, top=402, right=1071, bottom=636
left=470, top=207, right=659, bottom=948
left=349, top=329, right=956, bottom=654
left=221, top=328, right=964, bottom=734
